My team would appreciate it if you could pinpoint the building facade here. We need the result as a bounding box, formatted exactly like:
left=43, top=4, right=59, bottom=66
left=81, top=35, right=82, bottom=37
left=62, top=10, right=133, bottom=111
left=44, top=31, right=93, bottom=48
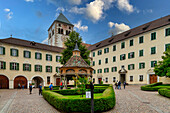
left=89, top=15, right=170, bottom=85
left=48, top=13, right=74, bottom=48
left=0, top=37, right=63, bottom=89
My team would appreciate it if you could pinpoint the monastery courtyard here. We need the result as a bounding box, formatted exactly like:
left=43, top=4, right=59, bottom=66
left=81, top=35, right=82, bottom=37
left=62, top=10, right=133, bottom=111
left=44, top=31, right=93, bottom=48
left=0, top=85, right=169, bottom=113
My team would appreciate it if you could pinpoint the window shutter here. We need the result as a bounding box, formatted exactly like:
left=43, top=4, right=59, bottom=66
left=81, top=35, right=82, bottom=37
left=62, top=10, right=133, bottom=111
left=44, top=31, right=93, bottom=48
left=128, top=65, right=130, bottom=70
left=50, top=55, right=52, bottom=61
left=35, top=65, right=36, bottom=72
left=50, top=66, right=52, bottom=72
left=35, top=53, right=37, bottom=59
left=40, top=65, right=42, bottom=72
left=10, top=63, right=12, bottom=70
left=132, top=52, right=134, bottom=58
left=120, top=55, right=122, bottom=60
left=29, top=64, right=31, bottom=71
left=46, top=66, right=48, bottom=72
left=133, top=64, right=134, bottom=69
left=24, top=51, right=26, bottom=57
left=28, top=52, right=31, bottom=58
left=128, top=53, right=130, bottom=59
left=46, top=54, right=48, bottom=60
left=17, top=63, right=19, bottom=70
left=10, top=49, right=12, bottom=56
left=56, top=56, right=58, bottom=62
left=3, top=62, right=6, bottom=69
left=139, top=63, right=141, bottom=69
left=115, top=67, right=117, bottom=71
left=3, top=47, right=5, bottom=55
left=23, top=64, right=25, bottom=71
left=56, top=67, right=58, bottom=73
left=16, top=50, right=18, bottom=57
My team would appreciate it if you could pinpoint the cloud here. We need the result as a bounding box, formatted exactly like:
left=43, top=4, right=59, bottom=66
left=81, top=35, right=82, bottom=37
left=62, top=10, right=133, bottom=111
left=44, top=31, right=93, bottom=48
left=7, top=12, right=13, bottom=20
left=56, top=7, right=65, bottom=13
left=117, top=0, right=134, bottom=13
left=69, top=0, right=115, bottom=23
left=41, top=37, right=48, bottom=44
left=108, top=22, right=114, bottom=28
left=109, top=22, right=130, bottom=35
left=74, top=21, right=88, bottom=31
left=25, top=0, right=34, bottom=2
left=69, top=0, right=82, bottom=5
left=4, top=8, right=10, bottom=12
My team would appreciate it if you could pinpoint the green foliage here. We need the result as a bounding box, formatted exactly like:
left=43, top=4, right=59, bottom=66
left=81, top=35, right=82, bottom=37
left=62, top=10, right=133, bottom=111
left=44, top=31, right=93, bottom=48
left=42, top=85, right=116, bottom=112
left=44, top=86, right=59, bottom=90
left=158, top=88, right=170, bottom=98
left=154, top=48, right=170, bottom=77
left=141, top=82, right=170, bottom=91
left=94, top=84, right=110, bottom=86
left=60, top=31, right=90, bottom=65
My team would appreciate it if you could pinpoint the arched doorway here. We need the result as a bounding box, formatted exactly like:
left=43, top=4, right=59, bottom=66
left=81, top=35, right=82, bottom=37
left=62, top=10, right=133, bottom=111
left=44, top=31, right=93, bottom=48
left=32, top=77, right=44, bottom=88
left=0, top=75, right=9, bottom=89
left=14, top=76, right=27, bottom=89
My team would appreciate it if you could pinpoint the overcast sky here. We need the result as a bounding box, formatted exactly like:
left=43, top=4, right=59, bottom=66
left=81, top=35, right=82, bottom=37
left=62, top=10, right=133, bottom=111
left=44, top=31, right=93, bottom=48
left=0, top=0, right=169, bottom=45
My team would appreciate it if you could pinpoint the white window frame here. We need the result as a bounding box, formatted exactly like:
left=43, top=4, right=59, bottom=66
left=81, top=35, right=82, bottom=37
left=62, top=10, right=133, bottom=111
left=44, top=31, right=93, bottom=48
left=113, top=77, right=116, bottom=82
left=0, top=47, right=3, bottom=55
left=139, top=75, right=143, bottom=81
left=25, top=64, right=30, bottom=71
left=12, top=49, right=17, bottom=56
left=12, top=63, right=17, bottom=70
left=130, top=76, right=133, bottom=82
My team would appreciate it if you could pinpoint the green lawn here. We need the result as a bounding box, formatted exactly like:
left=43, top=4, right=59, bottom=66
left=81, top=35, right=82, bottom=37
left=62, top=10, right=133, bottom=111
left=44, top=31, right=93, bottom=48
left=64, top=93, right=103, bottom=99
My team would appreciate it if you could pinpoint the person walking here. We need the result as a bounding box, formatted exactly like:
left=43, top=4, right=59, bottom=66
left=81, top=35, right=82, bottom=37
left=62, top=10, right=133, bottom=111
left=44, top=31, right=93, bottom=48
left=49, top=83, right=53, bottom=90
left=18, top=83, right=21, bottom=89
left=29, top=83, right=32, bottom=94
left=60, top=81, right=63, bottom=90
left=39, top=84, right=42, bottom=95
left=115, top=81, right=118, bottom=89
left=118, top=81, right=121, bottom=89
left=22, top=85, right=24, bottom=89
left=124, top=81, right=126, bottom=89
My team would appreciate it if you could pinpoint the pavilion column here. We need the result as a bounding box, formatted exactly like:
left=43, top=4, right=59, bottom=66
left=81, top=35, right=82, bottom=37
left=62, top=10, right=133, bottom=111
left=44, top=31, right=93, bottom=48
left=63, top=75, right=66, bottom=89
left=76, top=76, right=78, bottom=88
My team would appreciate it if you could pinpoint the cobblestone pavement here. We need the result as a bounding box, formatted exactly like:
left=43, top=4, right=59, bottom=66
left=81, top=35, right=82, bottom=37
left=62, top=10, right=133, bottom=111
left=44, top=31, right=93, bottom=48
left=0, top=86, right=170, bottom=113
left=106, top=85, right=170, bottom=113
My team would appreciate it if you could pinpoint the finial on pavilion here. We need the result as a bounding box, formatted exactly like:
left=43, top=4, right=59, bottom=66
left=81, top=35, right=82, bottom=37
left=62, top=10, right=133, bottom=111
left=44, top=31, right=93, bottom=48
left=73, top=40, right=80, bottom=51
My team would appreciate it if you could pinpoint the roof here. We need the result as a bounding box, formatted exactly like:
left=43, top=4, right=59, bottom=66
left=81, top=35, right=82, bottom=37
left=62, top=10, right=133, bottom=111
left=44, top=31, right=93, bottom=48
left=88, top=15, right=170, bottom=51
left=55, top=13, right=73, bottom=26
left=81, top=43, right=91, bottom=48
left=61, top=55, right=92, bottom=68
left=73, top=42, right=80, bottom=51
left=0, top=37, right=64, bottom=53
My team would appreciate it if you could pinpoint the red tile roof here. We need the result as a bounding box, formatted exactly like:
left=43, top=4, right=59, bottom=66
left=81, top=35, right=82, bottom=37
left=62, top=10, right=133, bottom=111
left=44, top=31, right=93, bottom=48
left=88, top=15, right=170, bottom=51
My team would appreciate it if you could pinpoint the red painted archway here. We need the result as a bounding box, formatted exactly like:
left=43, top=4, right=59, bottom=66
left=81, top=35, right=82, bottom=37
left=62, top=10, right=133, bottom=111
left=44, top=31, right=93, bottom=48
left=0, top=75, right=9, bottom=89
left=14, top=76, right=27, bottom=89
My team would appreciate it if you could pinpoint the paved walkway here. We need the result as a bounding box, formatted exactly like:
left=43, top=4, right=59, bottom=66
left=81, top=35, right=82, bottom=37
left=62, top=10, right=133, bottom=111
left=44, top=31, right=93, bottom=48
left=0, top=86, right=169, bottom=113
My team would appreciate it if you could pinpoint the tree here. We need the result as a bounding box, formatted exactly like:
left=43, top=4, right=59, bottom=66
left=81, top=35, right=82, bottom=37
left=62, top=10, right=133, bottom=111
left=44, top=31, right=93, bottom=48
left=60, top=31, right=90, bottom=65
left=154, top=47, right=170, bottom=77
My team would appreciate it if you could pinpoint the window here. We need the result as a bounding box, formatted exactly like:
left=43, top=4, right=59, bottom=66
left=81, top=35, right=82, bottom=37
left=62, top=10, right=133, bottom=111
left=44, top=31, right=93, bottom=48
left=98, top=60, right=101, bottom=65
left=47, top=77, right=50, bottom=84
left=121, top=42, right=125, bottom=49
left=130, top=76, right=133, bottom=82
left=104, top=48, right=109, bottom=53
left=165, top=28, right=170, bottom=36
left=93, top=52, right=95, bottom=57
left=139, top=50, right=144, bottom=57
left=49, top=33, right=51, bottom=39
left=105, top=58, right=108, bottom=64
left=120, top=54, right=126, bottom=60
left=165, top=44, right=170, bottom=51
left=128, top=52, right=135, bottom=59
left=104, top=68, right=109, bottom=73
left=97, top=69, right=102, bottom=73
left=24, top=51, right=31, bottom=58
left=139, top=75, right=143, bottom=81
left=139, top=63, right=145, bottom=69
left=58, top=28, right=61, bottom=34
left=92, top=61, right=95, bottom=66
left=46, top=54, right=52, bottom=61
left=0, top=47, right=5, bottom=55
left=56, top=56, right=61, bottom=62
left=151, top=47, right=156, bottom=54
left=35, top=65, right=42, bottom=72
left=92, top=78, right=95, bottom=83
left=113, top=45, right=116, bottom=51
left=69, top=26, right=71, bottom=30
left=10, top=62, right=19, bottom=70
left=130, top=39, right=133, bottom=46
left=151, top=61, right=157, bottom=67
left=113, top=56, right=116, bottom=62
left=105, top=77, right=108, bottom=83
left=93, top=70, right=96, bottom=74
left=111, top=67, right=117, bottom=72
left=98, top=50, right=102, bottom=55
left=52, top=29, right=54, bottom=36
left=46, top=66, right=52, bottom=72
left=61, top=29, right=63, bottom=34
left=139, top=36, right=144, bottom=44
left=113, top=77, right=116, bottom=82
left=151, top=32, right=156, bottom=40
left=128, top=64, right=135, bottom=70
left=10, top=49, right=18, bottom=57
left=23, top=64, right=31, bottom=71
left=58, top=24, right=61, bottom=27
left=0, top=61, right=6, bottom=69
left=56, top=67, right=60, bottom=73
left=35, top=52, right=42, bottom=60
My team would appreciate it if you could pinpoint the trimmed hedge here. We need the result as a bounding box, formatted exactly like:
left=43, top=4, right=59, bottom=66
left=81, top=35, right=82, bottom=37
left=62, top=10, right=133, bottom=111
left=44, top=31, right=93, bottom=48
left=158, top=88, right=170, bottom=98
left=42, top=85, right=116, bottom=112
left=94, top=84, right=110, bottom=86
left=141, top=82, right=163, bottom=91
left=44, top=86, right=59, bottom=90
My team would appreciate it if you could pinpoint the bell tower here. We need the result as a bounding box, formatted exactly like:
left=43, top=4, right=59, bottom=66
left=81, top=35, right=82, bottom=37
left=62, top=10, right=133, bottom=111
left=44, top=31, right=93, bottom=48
left=48, top=13, right=74, bottom=48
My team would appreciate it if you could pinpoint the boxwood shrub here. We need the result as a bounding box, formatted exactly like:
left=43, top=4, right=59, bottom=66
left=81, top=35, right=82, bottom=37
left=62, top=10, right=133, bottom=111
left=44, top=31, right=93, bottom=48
left=141, top=82, right=163, bottom=91
left=44, top=86, right=59, bottom=90
left=42, top=85, right=116, bottom=112
left=158, top=88, right=170, bottom=98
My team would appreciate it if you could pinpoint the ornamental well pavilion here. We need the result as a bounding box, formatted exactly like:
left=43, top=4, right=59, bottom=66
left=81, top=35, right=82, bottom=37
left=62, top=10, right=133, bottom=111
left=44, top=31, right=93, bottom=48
left=59, top=42, right=94, bottom=89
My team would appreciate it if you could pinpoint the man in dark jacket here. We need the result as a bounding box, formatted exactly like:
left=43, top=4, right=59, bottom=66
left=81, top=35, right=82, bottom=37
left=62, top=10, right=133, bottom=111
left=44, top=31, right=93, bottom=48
left=118, top=81, right=121, bottom=89
left=39, top=84, right=42, bottom=95
left=29, top=83, right=32, bottom=94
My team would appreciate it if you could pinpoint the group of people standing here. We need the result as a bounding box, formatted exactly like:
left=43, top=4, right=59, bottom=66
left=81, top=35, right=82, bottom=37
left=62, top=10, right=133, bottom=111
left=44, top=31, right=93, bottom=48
left=115, top=81, right=126, bottom=89
left=29, top=83, right=42, bottom=95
